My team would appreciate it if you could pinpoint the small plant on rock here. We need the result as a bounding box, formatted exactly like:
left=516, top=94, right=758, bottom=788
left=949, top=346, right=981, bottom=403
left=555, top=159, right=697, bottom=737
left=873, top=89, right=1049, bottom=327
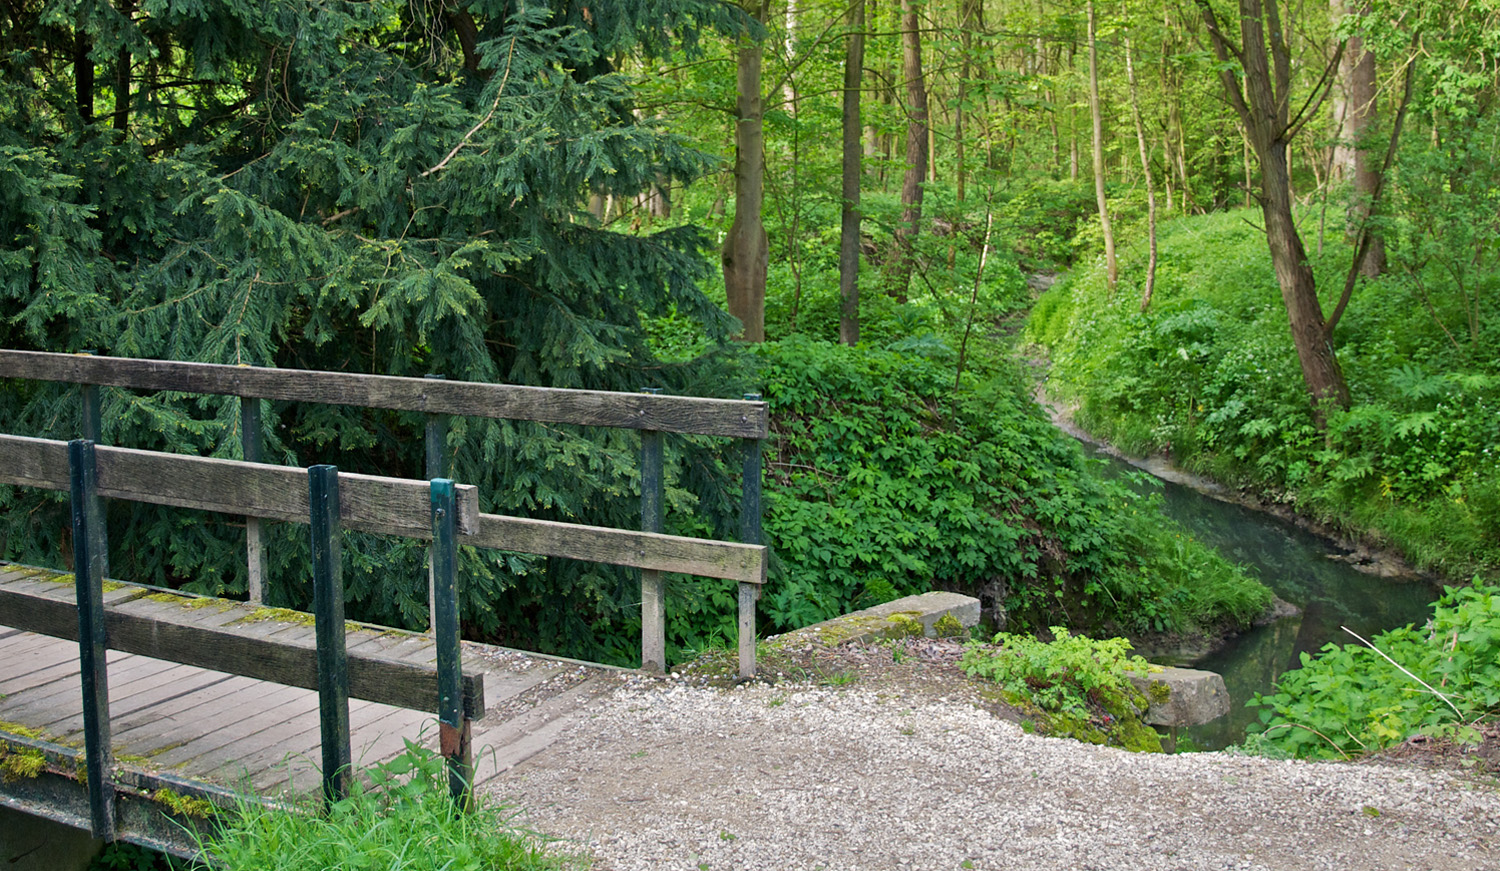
left=961, top=627, right=1162, bottom=751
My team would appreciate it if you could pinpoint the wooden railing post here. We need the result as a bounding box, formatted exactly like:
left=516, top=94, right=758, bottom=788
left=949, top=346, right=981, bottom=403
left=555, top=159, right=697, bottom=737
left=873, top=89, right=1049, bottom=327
left=738, top=393, right=764, bottom=680
left=430, top=478, right=470, bottom=806
left=240, top=388, right=265, bottom=604
left=77, top=351, right=109, bottom=582
left=639, top=388, right=666, bottom=673
left=69, top=439, right=115, bottom=841
left=309, top=464, right=351, bottom=803
left=425, top=374, right=448, bottom=630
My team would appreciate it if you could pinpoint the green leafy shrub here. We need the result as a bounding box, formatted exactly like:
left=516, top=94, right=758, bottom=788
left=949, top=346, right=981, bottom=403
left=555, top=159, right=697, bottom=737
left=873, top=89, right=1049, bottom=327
left=202, top=744, right=576, bottom=870
left=1027, top=209, right=1500, bottom=580
left=750, top=337, right=1268, bottom=639
left=961, top=627, right=1163, bottom=751
left=1246, top=581, right=1500, bottom=759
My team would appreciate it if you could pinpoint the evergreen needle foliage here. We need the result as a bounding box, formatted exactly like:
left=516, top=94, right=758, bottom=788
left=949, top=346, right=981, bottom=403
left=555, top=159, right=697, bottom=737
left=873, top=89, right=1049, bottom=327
left=1, top=0, right=754, bottom=663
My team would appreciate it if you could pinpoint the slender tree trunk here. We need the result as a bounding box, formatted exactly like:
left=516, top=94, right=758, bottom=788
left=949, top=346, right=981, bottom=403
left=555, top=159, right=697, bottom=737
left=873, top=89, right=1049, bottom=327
left=112, top=2, right=132, bottom=132
left=1125, top=33, right=1158, bottom=311
left=891, top=0, right=929, bottom=302
left=1067, top=42, right=1080, bottom=181
left=1330, top=0, right=1353, bottom=182
left=1087, top=0, right=1117, bottom=289
left=1261, top=141, right=1349, bottom=418
left=1347, top=23, right=1383, bottom=276
left=839, top=0, right=866, bottom=345
left=723, top=1, right=769, bottom=342
left=75, top=25, right=95, bottom=125
left=1242, top=125, right=1254, bottom=207
left=1195, top=0, right=1350, bottom=423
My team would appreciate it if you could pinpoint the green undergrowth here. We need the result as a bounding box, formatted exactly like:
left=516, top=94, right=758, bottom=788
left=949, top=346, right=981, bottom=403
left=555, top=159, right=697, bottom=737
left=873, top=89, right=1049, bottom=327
left=200, top=744, right=578, bottom=870
left=1244, top=580, right=1500, bottom=760
left=1028, top=209, right=1500, bottom=581
left=743, top=336, right=1269, bottom=642
left=961, top=627, right=1164, bottom=752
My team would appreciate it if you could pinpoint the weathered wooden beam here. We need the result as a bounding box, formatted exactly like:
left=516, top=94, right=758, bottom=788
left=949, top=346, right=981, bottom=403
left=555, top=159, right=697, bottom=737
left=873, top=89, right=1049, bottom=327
left=0, top=582, right=485, bottom=718
left=467, top=513, right=766, bottom=584
left=240, top=396, right=265, bottom=604
left=739, top=394, right=765, bottom=679
left=639, top=389, right=666, bottom=674
left=0, top=435, right=478, bottom=540
left=0, top=350, right=769, bottom=438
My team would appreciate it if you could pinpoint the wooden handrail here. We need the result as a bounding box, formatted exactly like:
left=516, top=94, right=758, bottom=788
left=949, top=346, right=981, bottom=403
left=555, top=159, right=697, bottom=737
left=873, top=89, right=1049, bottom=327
left=0, top=350, right=769, bottom=439
left=0, top=435, right=480, bottom=540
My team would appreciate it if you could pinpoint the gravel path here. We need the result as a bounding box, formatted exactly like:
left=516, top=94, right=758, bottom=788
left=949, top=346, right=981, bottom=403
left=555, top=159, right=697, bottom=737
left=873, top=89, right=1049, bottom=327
left=486, top=678, right=1499, bottom=871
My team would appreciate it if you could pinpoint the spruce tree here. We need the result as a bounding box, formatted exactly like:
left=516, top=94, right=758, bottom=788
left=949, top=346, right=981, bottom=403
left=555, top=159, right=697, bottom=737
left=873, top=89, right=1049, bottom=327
left=0, top=0, right=753, bottom=662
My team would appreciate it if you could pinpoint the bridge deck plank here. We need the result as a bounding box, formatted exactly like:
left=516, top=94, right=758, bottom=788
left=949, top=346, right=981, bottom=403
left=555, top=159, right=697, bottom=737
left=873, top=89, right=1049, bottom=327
left=0, top=570, right=625, bottom=823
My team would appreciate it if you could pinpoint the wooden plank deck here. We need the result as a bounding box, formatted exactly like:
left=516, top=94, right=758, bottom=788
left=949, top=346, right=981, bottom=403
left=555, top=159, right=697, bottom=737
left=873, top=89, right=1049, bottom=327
left=0, top=564, right=627, bottom=851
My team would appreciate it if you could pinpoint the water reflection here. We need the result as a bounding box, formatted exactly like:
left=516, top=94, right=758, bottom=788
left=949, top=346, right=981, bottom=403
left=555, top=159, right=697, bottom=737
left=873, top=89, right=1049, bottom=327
left=1084, top=446, right=1442, bottom=749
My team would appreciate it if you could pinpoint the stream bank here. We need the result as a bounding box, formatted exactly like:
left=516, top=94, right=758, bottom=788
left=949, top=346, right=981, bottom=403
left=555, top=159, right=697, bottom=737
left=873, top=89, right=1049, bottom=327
left=1038, top=392, right=1444, bottom=749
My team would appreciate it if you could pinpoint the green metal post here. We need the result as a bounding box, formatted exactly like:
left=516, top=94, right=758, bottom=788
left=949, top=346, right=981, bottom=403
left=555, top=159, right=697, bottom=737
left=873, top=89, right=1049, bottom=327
left=69, top=439, right=114, bottom=841
left=309, top=464, right=351, bottom=803
left=639, top=388, right=665, bottom=672
left=430, top=478, right=470, bottom=805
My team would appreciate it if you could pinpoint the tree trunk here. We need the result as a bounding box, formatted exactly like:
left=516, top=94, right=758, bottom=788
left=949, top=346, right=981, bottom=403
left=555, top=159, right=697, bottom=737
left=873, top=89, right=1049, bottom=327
left=1125, top=33, right=1158, bottom=311
left=1195, top=0, right=1350, bottom=424
left=75, top=25, right=95, bottom=125
left=113, top=2, right=133, bottom=133
left=839, top=0, right=865, bottom=345
left=1330, top=0, right=1353, bottom=182
left=1261, top=141, right=1349, bottom=419
left=890, top=0, right=928, bottom=303
left=722, top=1, right=769, bottom=342
left=1087, top=0, right=1117, bottom=289
left=1347, top=24, right=1383, bottom=276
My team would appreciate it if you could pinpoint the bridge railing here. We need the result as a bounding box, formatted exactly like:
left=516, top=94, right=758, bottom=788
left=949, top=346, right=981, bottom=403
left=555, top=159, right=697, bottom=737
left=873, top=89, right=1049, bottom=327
left=0, top=349, right=769, bottom=676
left=0, top=433, right=485, bottom=838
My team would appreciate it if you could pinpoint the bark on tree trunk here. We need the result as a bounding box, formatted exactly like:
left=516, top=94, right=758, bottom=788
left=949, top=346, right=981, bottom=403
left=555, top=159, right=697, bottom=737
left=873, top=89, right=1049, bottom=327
left=1347, top=27, right=1383, bottom=277
left=1087, top=0, right=1118, bottom=289
left=75, top=26, right=95, bottom=125
left=722, top=2, right=769, bottom=342
left=1195, top=0, right=1351, bottom=424
left=1126, top=33, right=1158, bottom=311
left=1260, top=141, right=1350, bottom=418
left=839, top=0, right=865, bottom=346
left=890, top=0, right=928, bottom=303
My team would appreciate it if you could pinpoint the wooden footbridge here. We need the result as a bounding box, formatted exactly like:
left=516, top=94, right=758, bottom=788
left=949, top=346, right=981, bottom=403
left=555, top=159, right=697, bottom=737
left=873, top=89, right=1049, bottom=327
left=0, top=350, right=768, bottom=857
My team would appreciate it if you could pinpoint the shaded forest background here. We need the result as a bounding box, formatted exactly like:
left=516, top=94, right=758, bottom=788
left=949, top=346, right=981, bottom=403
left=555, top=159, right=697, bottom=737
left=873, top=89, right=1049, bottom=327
left=1, top=0, right=1495, bottom=666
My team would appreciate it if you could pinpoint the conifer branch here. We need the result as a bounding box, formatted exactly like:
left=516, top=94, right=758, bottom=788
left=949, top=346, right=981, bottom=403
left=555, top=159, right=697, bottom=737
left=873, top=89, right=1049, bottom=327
left=420, top=35, right=519, bottom=179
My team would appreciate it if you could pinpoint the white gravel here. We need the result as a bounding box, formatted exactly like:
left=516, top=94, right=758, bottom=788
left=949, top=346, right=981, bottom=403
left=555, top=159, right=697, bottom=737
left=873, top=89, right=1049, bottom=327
left=487, top=679, right=1500, bottom=871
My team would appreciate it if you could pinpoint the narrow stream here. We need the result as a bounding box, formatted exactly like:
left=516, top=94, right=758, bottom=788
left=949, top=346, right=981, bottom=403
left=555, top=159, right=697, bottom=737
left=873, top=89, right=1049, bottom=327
left=1084, top=446, right=1443, bottom=750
